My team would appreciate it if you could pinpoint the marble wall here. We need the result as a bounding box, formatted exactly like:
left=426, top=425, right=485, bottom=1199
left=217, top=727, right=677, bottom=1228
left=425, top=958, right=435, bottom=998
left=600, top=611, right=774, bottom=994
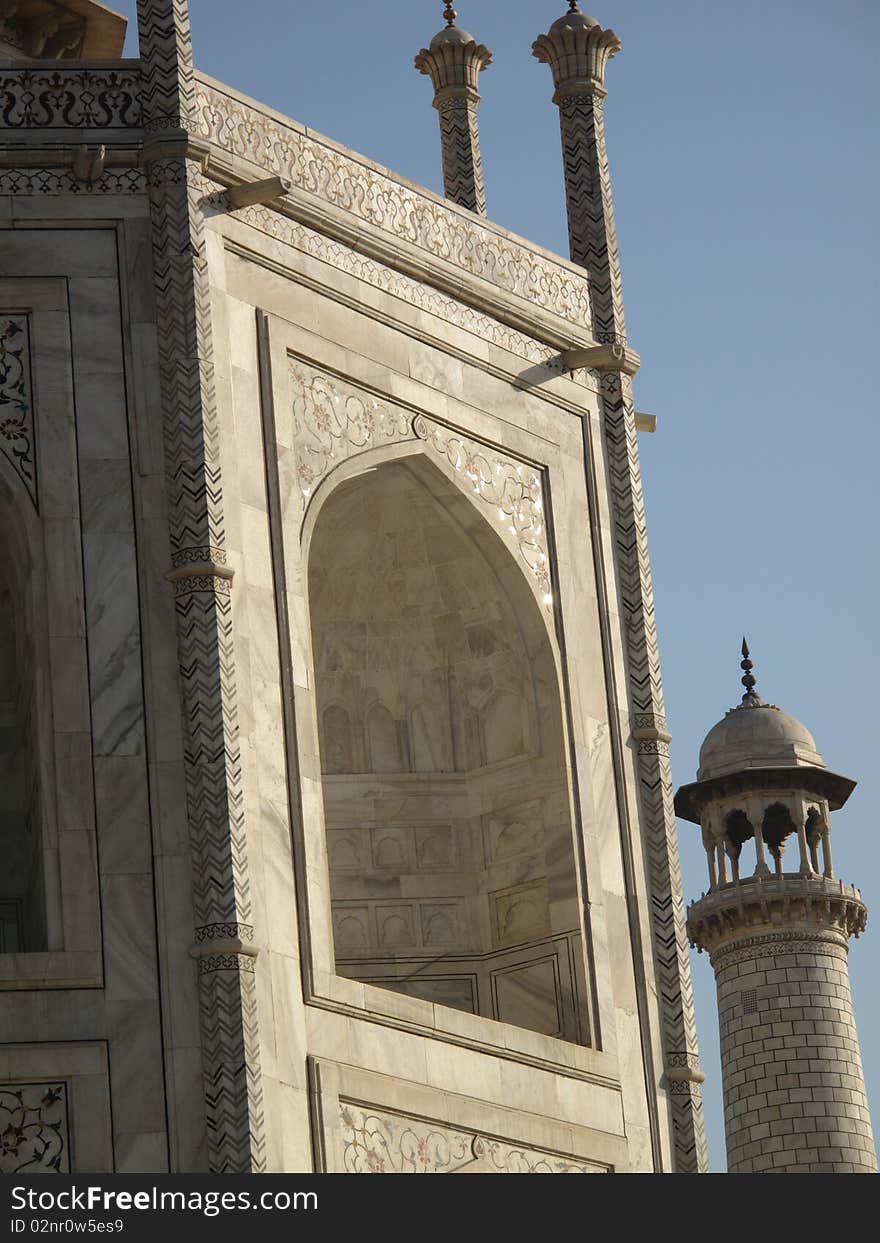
left=0, top=227, right=178, bottom=1171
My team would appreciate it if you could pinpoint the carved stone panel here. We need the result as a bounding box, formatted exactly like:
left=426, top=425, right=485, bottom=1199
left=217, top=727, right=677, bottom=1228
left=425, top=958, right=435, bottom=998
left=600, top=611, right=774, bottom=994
left=0, top=315, right=37, bottom=508
left=0, top=1083, right=69, bottom=1174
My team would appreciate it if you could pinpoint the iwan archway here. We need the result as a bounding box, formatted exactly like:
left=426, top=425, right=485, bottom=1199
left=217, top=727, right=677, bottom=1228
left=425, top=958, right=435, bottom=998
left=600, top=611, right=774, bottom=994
left=308, top=454, right=589, bottom=1044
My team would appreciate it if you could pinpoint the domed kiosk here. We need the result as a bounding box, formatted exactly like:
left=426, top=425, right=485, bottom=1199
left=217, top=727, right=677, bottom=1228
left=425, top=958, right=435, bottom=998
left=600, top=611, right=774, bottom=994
left=676, top=642, right=876, bottom=1173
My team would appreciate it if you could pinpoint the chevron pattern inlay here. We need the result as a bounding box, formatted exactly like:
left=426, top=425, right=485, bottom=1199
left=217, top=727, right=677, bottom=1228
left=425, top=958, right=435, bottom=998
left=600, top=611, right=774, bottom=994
left=558, top=96, right=626, bottom=345
left=437, top=98, right=486, bottom=215
left=138, top=0, right=265, bottom=1174
left=535, top=14, right=707, bottom=1172
left=136, top=0, right=199, bottom=134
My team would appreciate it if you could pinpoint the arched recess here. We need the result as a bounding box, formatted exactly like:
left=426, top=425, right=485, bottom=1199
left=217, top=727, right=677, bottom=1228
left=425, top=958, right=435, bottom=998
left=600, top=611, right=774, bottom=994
left=0, top=478, right=50, bottom=951
left=307, top=452, right=589, bottom=1044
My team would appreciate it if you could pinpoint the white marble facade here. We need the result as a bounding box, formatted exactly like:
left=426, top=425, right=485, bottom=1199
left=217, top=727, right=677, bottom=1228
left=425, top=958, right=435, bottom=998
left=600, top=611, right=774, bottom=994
left=0, top=1, right=706, bottom=1174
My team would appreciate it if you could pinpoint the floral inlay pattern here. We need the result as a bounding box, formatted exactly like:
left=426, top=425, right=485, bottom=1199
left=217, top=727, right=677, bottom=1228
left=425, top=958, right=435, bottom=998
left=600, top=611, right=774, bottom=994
left=0, top=1084, right=69, bottom=1174
left=0, top=68, right=142, bottom=128
left=0, top=316, right=37, bottom=509
left=194, top=79, right=591, bottom=330
left=413, top=415, right=551, bottom=604
left=339, top=1103, right=600, bottom=1173
left=290, top=361, right=411, bottom=504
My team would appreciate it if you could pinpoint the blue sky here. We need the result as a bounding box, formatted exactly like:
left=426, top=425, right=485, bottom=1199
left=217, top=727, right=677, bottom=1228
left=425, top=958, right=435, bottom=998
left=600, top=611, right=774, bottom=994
left=118, top=1, right=878, bottom=1170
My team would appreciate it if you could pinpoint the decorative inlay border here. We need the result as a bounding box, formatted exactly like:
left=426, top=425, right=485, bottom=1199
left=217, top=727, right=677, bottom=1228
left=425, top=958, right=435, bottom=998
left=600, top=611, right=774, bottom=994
left=138, top=1, right=265, bottom=1174
left=339, top=1103, right=601, bottom=1174
left=0, top=169, right=146, bottom=196
left=0, top=67, right=142, bottom=128
left=711, top=930, right=849, bottom=971
left=193, top=77, right=592, bottom=330
left=0, top=314, right=37, bottom=509
left=0, top=1083, right=68, bottom=1174
left=289, top=361, right=552, bottom=604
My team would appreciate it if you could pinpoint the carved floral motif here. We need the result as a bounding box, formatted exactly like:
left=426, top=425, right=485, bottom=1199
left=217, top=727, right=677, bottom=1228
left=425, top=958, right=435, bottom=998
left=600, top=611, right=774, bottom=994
left=339, top=1104, right=600, bottom=1173
left=413, top=415, right=551, bottom=601
left=290, top=362, right=411, bottom=502
left=0, top=316, right=37, bottom=508
left=0, top=1084, right=68, bottom=1174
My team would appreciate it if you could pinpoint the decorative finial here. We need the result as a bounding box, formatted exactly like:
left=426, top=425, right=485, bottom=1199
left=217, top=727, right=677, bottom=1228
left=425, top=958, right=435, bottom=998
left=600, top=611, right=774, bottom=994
left=568, top=1, right=580, bottom=11
left=740, top=636, right=758, bottom=702
left=444, top=2, right=457, bottom=26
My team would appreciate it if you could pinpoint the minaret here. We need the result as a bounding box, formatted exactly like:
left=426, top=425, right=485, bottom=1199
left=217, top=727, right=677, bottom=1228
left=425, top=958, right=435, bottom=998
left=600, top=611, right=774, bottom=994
left=534, top=6, right=708, bottom=1173
left=532, top=2, right=623, bottom=339
left=415, top=3, right=492, bottom=215
left=676, top=643, right=877, bottom=1173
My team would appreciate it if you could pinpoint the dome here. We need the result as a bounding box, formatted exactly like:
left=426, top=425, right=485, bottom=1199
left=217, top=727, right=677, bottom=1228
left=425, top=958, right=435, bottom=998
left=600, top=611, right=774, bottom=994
left=429, top=24, right=476, bottom=49
left=549, top=7, right=600, bottom=35
left=697, top=701, right=824, bottom=781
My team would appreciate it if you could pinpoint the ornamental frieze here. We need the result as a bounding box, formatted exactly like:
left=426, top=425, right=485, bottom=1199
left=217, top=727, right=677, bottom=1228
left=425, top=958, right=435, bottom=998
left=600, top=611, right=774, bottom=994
left=339, top=1103, right=602, bottom=1174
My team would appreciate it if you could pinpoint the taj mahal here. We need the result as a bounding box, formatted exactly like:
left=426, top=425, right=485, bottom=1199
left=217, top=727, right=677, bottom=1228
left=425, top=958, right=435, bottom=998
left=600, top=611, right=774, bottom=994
left=0, top=0, right=874, bottom=1174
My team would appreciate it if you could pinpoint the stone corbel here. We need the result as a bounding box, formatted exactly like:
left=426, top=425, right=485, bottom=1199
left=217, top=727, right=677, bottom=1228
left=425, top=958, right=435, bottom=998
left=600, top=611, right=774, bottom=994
left=72, top=144, right=106, bottom=184
left=560, top=342, right=641, bottom=376
left=665, top=1053, right=706, bottom=1094
left=631, top=712, right=671, bottom=745
left=227, top=175, right=290, bottom=211
left=165, top=560, right=235, bottom=598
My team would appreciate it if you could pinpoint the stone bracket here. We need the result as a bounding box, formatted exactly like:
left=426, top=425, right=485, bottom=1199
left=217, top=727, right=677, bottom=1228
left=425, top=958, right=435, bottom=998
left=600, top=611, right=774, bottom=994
left=227, top=176, right=290, bottom=211
left=561, top=343, right=640, bottom=376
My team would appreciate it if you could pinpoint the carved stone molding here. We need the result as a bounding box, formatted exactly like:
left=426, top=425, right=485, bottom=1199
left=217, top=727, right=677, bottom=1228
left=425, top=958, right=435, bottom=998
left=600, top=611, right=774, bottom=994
left=708, top=928, right=853, bottom=972
left=339, top=1103, right=602, bottom=1174
left=0, top=314, right=37, bottom=509
left=0, top=66, right=142, bottom=128
left=687, top=875, right=867, bottom=960
left=221, top=192, right=594, bottom=390
left=192, top=78, right=592, bottom=331
left=0, top=1083, right=68, bottom=1174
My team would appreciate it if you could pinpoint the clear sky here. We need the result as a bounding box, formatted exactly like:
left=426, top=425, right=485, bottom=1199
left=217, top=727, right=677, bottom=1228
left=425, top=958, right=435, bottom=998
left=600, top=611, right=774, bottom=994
left=118, top=1, right=878, bottom=1170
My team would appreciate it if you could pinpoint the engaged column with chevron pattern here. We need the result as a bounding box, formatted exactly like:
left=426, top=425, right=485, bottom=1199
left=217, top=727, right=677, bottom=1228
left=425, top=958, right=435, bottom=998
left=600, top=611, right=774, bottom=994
left=414, top=4, right=492, bottom=216
left=136, top=0, right=266, bottom=1173
left=534, top=3, right=709, bottom=1174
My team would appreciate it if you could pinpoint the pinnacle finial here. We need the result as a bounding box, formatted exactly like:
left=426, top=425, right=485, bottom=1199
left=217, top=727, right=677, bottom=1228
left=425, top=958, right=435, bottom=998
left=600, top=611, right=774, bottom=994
left=740, top=636, right=759, bottom=702
left=444, top=2, right=457, bottom=26
left=568, top=1, right=580, bottom=11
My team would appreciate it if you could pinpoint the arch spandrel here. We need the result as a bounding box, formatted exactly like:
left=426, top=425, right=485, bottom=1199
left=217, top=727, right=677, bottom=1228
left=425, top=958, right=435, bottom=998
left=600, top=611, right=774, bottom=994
left=290, top=358, right=553, bottom=615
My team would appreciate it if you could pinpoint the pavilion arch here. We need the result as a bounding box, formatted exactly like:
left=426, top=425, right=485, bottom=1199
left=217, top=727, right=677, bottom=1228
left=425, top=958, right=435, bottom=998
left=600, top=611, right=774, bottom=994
left=304, top=449, right=590, bottom=1045
left=0, top=471, right=54, bottom=952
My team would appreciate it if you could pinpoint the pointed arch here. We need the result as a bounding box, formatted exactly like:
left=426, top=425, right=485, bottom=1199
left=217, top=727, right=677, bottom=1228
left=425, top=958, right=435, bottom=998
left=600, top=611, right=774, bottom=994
left=307, top=452, right=589, bottom=1045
